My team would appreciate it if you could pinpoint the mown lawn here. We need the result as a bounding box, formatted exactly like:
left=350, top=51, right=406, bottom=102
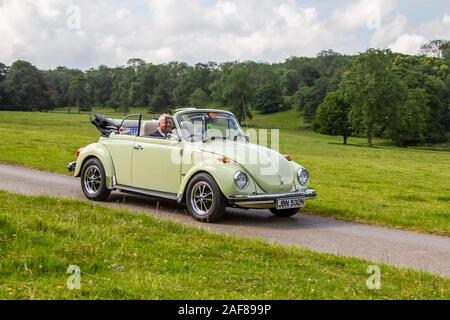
left=0, top=191, right=448, bottom=300
left=0, top=110, right=449, bottom=235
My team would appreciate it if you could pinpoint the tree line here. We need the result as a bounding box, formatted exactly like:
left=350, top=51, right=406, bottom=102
left=0, top=39, right=448, bottom=147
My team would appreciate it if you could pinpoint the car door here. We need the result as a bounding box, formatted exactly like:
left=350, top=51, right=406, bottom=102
left=103, top=133, right=136, bottom=186
left=131, top=136, right=182, bottom=194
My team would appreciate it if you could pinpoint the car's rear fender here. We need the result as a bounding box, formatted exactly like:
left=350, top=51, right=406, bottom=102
left=74, top=143, right=116, bottom=189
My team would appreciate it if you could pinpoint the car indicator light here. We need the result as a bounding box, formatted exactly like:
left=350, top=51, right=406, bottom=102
left=76, top=148, right=84, bottom=158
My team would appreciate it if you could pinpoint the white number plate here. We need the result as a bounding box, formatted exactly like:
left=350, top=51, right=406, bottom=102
left=276, top=197, right=305, bottom=210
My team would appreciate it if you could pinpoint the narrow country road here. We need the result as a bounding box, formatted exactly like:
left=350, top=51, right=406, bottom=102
left=0, top=163, right=449, bottom=278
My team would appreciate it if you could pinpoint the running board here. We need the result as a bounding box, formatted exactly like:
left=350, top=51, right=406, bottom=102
left=114, top=184, right=178, bottom=201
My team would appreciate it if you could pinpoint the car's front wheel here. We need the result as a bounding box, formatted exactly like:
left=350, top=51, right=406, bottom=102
left=80, top=158, right=111, bottom=201
left=186, top=173, right=226, bottom=223
left=269, top=208, right=299, bottom=217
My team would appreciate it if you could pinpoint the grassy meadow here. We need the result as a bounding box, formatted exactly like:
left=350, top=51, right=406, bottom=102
left=0, top=191, right=449, bottom=300
left=0, top=109, right=449, bottom=235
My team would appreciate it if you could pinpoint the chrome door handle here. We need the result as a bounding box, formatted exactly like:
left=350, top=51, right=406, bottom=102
left=134, top=145, right=143, bottom=151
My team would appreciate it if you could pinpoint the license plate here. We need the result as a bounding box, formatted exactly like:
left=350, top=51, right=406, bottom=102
left=276, top=197, right=305, bottom=210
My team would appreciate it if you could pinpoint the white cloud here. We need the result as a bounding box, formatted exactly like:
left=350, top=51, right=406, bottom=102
left=388, top=34, right=426, bottom=54
left=381, top=13, right=450, bottom=55
left=0, top=0, right=448, bottom=69
left=330, top=0, right=398, bottom=31
left=370, top=14, right=407, bottom=47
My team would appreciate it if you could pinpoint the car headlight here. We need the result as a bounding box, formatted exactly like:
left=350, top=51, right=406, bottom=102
left=234, top=171, right=249, bottom=190
left=297, top=168, right=309, bottom=187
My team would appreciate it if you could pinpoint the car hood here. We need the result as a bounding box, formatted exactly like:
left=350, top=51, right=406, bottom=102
left=201, top=140, right=295, bottom=193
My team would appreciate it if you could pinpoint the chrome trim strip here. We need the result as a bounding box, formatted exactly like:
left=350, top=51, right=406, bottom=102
left=234, top=200, right=275, bottom=205
left=114, top=184, right=178, bottom=201
left=229, top=189, right=317, bottom=202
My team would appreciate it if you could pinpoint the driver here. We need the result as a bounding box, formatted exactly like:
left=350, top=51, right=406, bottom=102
left=151, top=114, right=173, bottom=138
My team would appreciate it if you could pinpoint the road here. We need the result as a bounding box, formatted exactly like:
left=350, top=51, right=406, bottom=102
left=0, top=163, right=449, bottom=277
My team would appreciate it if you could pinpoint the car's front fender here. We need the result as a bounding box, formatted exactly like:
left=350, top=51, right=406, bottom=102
left=177, top=159, right=258, bottom=202
left=74, top=143, right=116, bottom=188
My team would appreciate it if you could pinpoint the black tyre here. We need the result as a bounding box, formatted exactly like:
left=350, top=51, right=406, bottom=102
left=269, top=208, right=299, bottom=217
left=186, top=173, right=226, bottom=222
left=80, top=158, right=111, bottom=201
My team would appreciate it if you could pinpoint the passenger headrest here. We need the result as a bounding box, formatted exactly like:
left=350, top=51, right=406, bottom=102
left=140, top=120, right=159, bottom=137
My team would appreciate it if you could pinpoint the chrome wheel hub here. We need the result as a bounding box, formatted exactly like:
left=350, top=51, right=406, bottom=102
left=84, top=165, right=101, bottom=195
left=190, top=181, right=214, bottom=216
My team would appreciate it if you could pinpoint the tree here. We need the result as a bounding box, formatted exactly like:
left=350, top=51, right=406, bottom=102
left=222, top=67, right=253, bottom=122
left=189, top=88, right=210, bottom=107
left=149, top=84, right=171, bottom=113
left=391, top=53, right=448, bottom=144
left=254, top=84, right=284, bottom=114
left=67, top=73, right=90, bottom=113
left=421, top=40, right=450, bottom=58
left=86, top=65, right=113, bottom=107
left=127, top=58, right=146, bottom=71
left=109, top=66, right=136, bottom=113
left=387, top=89, right=428, bottom=146
left=0, top=63, right=8, bottom=108
left=46, top=67, right=81, bottom=109
left=315, top=91, right=352, bottom=144
left=3, top=60, right=50, bottom=111
left=290, top=51, right=351, bottom=121
left=295, top=76, right=337, bottom=121
left=340, top=49, right=406, bottom=147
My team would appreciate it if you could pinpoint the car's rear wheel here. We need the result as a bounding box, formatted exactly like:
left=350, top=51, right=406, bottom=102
left=81, top=158, right=111, bottom=201
left=186, top=173, right=226, bottom=223
left=269, top=208, right=299, bottom=217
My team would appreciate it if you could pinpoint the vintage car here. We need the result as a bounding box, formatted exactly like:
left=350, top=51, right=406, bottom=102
left=68, top=108, right=316, bottom=222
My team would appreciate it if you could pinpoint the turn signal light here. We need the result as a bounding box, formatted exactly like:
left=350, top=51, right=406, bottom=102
left=219, top=156, right=232, bottom=164
left=284, top=155, right=293, bottom=161
left=76, top=148, right=84, bottom=158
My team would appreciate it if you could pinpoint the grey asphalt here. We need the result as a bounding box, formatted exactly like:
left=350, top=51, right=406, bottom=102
left=0, top=163, right=449, bottom=278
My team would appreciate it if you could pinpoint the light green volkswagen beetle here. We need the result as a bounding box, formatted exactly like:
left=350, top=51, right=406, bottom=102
left=68, top=108, right=316, bottom=222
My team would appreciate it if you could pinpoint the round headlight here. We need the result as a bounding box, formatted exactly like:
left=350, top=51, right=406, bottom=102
left=297, top=168, right=309, bottom=187
left=234, top=171, right=249, bottom=190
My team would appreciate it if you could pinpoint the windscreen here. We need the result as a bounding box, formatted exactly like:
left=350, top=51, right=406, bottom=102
left=177, top=112, right=244, bottom=142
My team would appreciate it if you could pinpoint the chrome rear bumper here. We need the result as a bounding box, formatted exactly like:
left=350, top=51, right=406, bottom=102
left=228, top=189, right=317, bottom=208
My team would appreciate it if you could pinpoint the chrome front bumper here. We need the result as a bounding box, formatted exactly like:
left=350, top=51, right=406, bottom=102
left=228, top=189, right=317, bottom=208
left=67, top=161, right=76, bottom=173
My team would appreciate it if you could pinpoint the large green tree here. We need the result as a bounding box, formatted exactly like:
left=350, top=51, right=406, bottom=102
left=149, top=84, right=171, bottom=112
left=254, top=84, right=284, bottom=114
left=391, top=54, right=448, bottom=144
left=3, top=60, right=50, bottom=111
left=222, top=67, right=253, bottom=122
left=315, top=91, right=352, bottom=144
left=340, top=49, right=406, bottom=147
left=387, top=89, right=428, bottom=146
left=0, top=63, right=8, bottom=108
left=67, top=73, right=91, bottom=113
left=46, top=67, right=81, bottom=109
left=86, top=65, right=113, bottom=107
left=189, top=88, right=210, bottom=108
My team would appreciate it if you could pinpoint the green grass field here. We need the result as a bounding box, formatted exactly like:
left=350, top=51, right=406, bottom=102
left=0, top=191, right=448, bottom=300
left=0, top=109, right=449, bottom=235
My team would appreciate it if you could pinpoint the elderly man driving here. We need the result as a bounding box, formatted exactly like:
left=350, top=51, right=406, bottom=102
left=151, top=114, right=173, bottom=138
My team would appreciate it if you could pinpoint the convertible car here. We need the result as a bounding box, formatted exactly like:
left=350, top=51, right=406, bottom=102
left=68, top=108, right=316, bottom=222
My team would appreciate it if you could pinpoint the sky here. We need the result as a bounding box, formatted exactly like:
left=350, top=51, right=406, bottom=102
left=0, top=0, right=449, bottom=70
